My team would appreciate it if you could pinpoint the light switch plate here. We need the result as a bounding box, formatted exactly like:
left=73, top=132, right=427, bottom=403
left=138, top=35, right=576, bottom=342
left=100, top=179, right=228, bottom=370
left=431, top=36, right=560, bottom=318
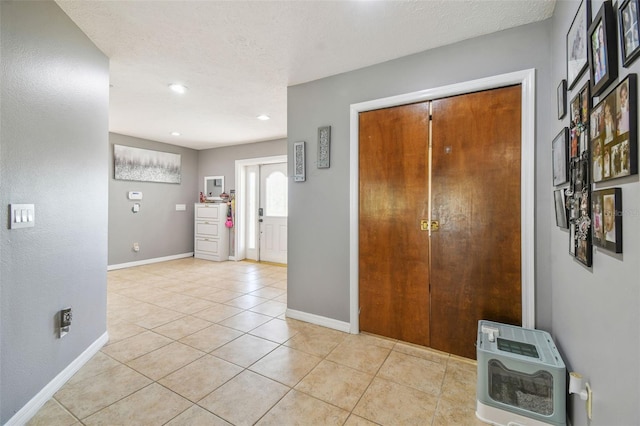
left=10, top=204, right=35, bottom=229
left=175, top=204, right=186, bottom=211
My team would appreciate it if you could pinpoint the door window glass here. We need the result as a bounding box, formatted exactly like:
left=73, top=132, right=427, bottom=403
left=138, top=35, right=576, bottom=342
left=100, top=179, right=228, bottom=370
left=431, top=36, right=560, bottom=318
left=248, top=171, right=257, bottom=249
left=265, top=171, right=287, bottom=217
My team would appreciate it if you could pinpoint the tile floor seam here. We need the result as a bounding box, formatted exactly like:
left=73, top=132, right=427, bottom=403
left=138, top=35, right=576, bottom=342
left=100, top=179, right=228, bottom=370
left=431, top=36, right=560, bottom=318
left=80, top=381, right=157, bottom=422
left=250, top=386, right=294, bottom=425
left=238, top=333, right=355, bottom=423
left=288, top=364, right=371, bottom=418
left=152, top=381, right=199, bottom=422
left=126, top=351, right=209, bottom=383
left=51, top=396, right=85, bottom=425
left=343, top=343, right=395, bottom=424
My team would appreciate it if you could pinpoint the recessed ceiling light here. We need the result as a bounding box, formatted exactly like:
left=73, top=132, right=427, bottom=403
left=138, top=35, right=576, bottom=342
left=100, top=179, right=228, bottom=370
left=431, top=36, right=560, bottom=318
left=170, top=131, right=181, bottom=136
left=257, top=114, right=270, bottom=121
left=168, top=83, right=187, bottom=94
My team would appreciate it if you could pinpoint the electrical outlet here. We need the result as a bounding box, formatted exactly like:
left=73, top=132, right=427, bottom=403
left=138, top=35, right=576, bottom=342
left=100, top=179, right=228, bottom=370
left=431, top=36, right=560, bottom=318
left=59, top=307, right=72, bottom=338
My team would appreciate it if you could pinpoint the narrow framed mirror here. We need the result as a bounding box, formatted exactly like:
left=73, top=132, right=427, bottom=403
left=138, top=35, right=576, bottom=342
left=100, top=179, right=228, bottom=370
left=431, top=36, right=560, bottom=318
left=204, top=175, right=224, bottom=200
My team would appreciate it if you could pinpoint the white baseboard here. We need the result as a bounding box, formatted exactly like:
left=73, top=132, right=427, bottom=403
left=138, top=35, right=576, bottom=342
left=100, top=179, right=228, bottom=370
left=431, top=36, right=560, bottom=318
left=285, top=308, right=352, bottom=333
left=6, top=332, right=109, bottom=426
left=107, top=252, right=194, bottom=270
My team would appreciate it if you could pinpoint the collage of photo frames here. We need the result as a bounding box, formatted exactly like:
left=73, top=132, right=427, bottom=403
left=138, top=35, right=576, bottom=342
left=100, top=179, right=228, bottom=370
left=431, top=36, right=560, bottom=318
left=556, top=0, right=639, bottom=266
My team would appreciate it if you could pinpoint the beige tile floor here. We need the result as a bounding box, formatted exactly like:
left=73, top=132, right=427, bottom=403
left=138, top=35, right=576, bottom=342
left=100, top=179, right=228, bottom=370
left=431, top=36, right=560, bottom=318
left=29, top=258, right=484, bottom=426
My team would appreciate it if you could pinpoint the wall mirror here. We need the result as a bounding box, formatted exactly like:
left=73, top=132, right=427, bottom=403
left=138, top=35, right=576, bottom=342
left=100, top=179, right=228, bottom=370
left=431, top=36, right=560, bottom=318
left=204, top=175, right=224, bottom=200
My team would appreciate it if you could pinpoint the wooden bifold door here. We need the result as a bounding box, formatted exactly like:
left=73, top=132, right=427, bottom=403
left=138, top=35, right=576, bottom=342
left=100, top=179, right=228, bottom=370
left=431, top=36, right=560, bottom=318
left=358, top=85, right=522, bottom=360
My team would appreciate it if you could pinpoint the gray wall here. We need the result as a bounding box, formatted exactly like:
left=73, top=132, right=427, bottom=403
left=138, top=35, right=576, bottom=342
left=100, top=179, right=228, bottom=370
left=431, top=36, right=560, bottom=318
left=198, top=138, right=288, bottom=194
left=550, top=1, right=640, bottom=424
left=108, top=133, right=198, bottom=266
left=288, top=20, right=554, bottom=327
left=0, top=1, right=109, bottom=423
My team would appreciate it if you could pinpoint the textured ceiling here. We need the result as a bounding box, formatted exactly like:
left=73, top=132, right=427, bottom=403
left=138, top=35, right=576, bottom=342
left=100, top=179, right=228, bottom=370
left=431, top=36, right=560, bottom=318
left=56, top=0, right=556, bottom=150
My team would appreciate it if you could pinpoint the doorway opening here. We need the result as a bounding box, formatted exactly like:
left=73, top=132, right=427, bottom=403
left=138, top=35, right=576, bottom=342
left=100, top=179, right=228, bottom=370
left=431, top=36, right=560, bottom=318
left=349, top=69, right=536, bottom=335
left=234, top=155, right=288, bottom=264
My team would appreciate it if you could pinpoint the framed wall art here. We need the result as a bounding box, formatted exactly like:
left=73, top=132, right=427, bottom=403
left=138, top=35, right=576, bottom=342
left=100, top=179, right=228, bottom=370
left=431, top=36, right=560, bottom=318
left=592, top=187, right=623, bottom=252
left=317, top=126, right=331, bottom=169
left=293, top=141, right=306, bottom=182
left=554, top=189, right=569, bottom=229
left=567, top=0, right=592, bottom=89
left=552, top=128, right=569, bottom=186
left=590, top=74, right=637, bottom=183
left=588, top=0, right=618, bottom=97
left=113, top=144, right=181, bottom=184
left=619, top=0, right=640, bottom=67
left=558, top=80, right=567, bottom=119
left=568, top=154, right=592, bottom=267
left=570, top=81, right=591, bottom=130
left=570, top=81, right=592, bottom=160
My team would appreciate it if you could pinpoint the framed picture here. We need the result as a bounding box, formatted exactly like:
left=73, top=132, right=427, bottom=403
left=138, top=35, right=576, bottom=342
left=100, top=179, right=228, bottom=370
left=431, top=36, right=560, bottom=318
left=113, top=144, right=181, bottom=184
left=570, top=82, right=592, bottom=156
left=570, top=155, right=592, bottom=267
left=588, top=0, right=618, bottom=97
left=293, top=141, right=306, bottom=182
left=575, top=190, right=593, bottom=266
left=619, top=0, right=640, bottom=67
left=570, top=81, right=591, bottom=129
left=558, top=80, right=567, bottom=119
left=554, top=189, right=569, bottom=229
left=590, top=74, right=637, bottom=182
left=552, top=128, right=569, bottom=186
left=567, top=0, right=592, bottom=89
left=592, top=188, right=623, bottom=252
left=317, top=126, right=331, bottom=169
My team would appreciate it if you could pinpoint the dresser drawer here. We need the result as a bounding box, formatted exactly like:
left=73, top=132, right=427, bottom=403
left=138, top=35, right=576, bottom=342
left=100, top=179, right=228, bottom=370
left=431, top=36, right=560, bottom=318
left=195, top=203, right=222, bottom=220
left=195, top=237, right=221, bottom=255
left=195, top=221, right=220, bottom=237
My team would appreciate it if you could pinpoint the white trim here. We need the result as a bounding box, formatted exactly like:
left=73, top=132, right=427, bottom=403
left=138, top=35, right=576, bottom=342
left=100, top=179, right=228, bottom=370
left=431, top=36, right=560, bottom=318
left=349, top=69, right=536, bottom=335
left=476, top=400, right=551, bottom=426
left=286, top=308, right=351, bottom=333
left=107, top=252, right=193, bottom=270
left=6, top=332, right=109, bottom=426
left=234, top=155, right=287, bottom=261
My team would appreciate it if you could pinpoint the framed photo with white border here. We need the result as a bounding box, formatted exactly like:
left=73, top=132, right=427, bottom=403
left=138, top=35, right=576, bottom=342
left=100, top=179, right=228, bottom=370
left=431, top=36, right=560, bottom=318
left=567, top=0, right=591, bottom=89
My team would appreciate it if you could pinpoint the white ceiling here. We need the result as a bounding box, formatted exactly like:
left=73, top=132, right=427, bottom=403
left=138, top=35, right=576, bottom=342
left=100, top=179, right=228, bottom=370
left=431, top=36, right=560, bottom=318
left=56, top=0, right=556, bottom=150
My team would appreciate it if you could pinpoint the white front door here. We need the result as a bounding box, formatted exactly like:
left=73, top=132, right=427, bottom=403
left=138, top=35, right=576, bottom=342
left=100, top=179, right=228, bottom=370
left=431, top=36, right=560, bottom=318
left=259, top=163, right=288, bottom=264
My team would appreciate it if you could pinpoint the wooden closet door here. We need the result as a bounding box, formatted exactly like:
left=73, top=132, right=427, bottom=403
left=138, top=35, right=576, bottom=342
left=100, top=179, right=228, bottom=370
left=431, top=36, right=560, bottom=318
left=359, top=102, right=431, bottom=346
left=429, top=85, right=522, bottom=359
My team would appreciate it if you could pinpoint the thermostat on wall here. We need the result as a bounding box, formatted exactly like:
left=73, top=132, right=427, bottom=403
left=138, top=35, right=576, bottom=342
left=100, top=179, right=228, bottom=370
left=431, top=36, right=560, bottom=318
left=128, top=191, right=143, bottom=200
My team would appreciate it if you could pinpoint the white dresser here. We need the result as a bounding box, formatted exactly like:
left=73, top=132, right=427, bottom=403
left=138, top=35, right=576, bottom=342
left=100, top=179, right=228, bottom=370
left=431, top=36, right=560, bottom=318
left=194, top=203, right=229, bottom=261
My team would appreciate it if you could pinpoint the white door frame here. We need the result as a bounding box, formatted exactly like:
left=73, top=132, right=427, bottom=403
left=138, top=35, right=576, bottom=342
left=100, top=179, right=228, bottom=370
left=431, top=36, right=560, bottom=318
left=349, top=69, right=536, bottom=334
left=234, top=155, right=287, bottom=261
